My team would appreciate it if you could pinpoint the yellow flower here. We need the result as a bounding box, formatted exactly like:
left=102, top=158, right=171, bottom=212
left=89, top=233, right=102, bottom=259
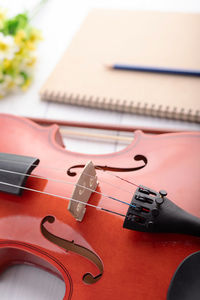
left=15, top=29, right=26, bottom=45
left=0, top=8, right=43, bottom=98
left=0, top=8, right=6, bottom=29
left=25, top=55, right=36, bottom=67
left=0, top=74, right=14, bottom=96
left=0, top=70, right=3, bottom=81
left=3, top=59, right=11, bottom=70
left=25, top=40, right=35, bottom=51
left=29, top=29, right=42, bottom=44
left=0, top=32, right=19, bottom=60
left=21, top=78, right=31, bottom=91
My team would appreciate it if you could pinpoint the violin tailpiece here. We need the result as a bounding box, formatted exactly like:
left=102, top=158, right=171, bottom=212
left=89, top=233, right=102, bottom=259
left=0, top=152, right=39, bottom=195
left=68, top=160, right=98, bottom=222
left=123, top=185, right=200, bottom=237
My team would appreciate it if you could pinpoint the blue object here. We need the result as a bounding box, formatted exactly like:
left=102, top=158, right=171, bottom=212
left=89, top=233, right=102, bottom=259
left=112, top=64, right=200, bottom=77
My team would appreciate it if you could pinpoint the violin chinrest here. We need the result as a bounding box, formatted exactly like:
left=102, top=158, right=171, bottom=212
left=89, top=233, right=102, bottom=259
left=0, top=113, right=200, bottom=300
left=167, top=251, right=200, bottom=300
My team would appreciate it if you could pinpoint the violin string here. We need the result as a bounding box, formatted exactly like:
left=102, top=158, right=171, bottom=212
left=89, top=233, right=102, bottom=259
left=0, top=158, right=139, bottom=195
left=0, top=158, right=140, bottom=190
left=0, top=168, right=135, bottom=208
left=0, top=181, right=126, bottom=218
left=88, top=166, right=140, bottom=189
left=85, top=167, right=139, bottom=194
left=112, top=175, right=140, bottom=188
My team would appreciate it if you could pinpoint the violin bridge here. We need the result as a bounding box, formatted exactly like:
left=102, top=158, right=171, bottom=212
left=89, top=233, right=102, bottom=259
left=68, top=161, right=98, bottom=222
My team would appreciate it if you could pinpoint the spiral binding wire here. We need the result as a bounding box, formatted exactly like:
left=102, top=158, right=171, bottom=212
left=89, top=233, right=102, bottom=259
left=41, top=90, right=200, bottom=123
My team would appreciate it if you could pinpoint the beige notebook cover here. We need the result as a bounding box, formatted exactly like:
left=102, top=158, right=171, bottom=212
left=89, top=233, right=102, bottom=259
left=40, top=9, right=200, bottom=122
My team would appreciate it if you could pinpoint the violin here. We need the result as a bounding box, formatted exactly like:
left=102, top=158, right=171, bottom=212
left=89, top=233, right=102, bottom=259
left=0, top=113, right=200, bottom=300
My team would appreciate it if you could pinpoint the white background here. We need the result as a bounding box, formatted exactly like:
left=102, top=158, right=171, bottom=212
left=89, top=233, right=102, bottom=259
left=0, top=0, right=199, bottom=299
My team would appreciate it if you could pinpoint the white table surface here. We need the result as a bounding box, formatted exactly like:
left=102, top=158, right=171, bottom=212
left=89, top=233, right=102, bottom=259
left=0, top=0, right=200, bottom=299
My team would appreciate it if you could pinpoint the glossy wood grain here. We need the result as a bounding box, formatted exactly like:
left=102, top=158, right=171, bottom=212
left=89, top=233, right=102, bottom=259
left=0, top=113, right=200, bottom=300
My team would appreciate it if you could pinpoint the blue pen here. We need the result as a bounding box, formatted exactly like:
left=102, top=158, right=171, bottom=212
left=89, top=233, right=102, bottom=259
left=106, top=64, right=200, bottom=77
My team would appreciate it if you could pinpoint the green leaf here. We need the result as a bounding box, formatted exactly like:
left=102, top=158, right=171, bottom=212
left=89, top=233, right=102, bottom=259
left=1, top=13, right=29, bottom=36
left=20, top=71, right=28, bottom=81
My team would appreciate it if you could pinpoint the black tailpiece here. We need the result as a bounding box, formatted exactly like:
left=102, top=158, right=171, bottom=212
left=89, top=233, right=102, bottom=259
left=123, top=185, right=200, bottom=237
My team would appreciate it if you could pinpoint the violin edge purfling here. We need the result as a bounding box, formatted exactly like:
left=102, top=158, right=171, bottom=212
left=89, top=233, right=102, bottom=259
left=0, top=113, right=200, bottom=300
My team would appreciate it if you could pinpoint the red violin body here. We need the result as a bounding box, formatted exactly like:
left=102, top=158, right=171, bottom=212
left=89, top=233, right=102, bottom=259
left=0, top=113, right=200, bottom=300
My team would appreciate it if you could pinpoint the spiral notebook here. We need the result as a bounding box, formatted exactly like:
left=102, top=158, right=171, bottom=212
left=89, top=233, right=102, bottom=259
left=40, top=9, right=200, bottom=122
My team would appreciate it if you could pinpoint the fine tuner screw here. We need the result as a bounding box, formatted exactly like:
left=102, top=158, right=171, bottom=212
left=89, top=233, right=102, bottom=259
left=155, top=190, right=167, bottom=206
left=159, top=190, right=167, bottom=198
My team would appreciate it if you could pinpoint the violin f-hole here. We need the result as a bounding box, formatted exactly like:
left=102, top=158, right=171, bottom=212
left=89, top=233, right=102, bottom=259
left=67, top=154, right=147, bottom=176
left=41, top=216, right=104, bottom=284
